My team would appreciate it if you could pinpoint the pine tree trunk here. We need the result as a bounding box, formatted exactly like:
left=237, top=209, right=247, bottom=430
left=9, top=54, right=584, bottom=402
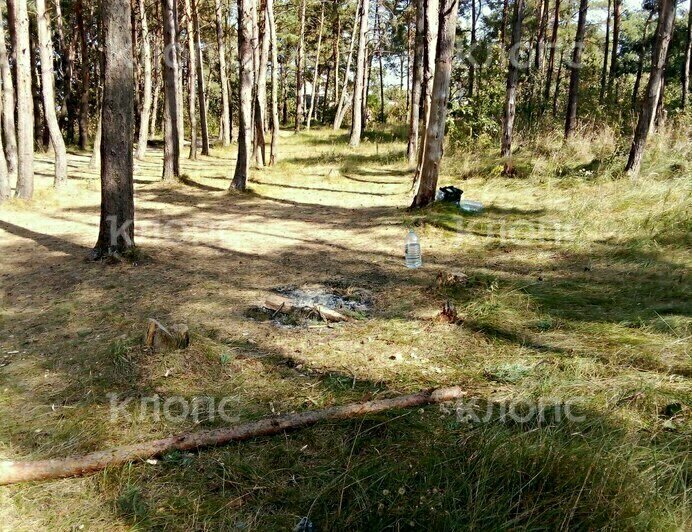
left=501, top=0, right=508, bottom=46
left=543, top=0, right=560, bottom=106
left=184, top=0, right=198, bottom=160
left=599, top=0, right=610, bottom=103
left=215, top=0, right=231, bottom=146
left=407, top=0, right=424, bottom=168
left=469, top=0, right=476, bottom=97
left=93, top=0, right=134, bottom=257
left=76, top=0, right=90, bottom=151
left=564, top=0, right=588, bottom=139
left=36, top=0, right=67, bottom=187
left=306, top=2, right=325, bottom=130
left=334, top=5, right=341, bottom=106
left=232, top=0, right=253, bottom=190
left=411, top=0, right=458, bottom=208
left=607, top=0, right=621, bottom=99
left=349, top=0, right=370, bottom=147
left=162, top=0, right=181, bottom=180
left=333, top=0, right=361, bottom=130
left=267, top=0, right=279, bottom=165
left=136, top=0, right=153, bottom=159
left=253, top=0, right=269, bottom=166
left=682, top=0, right=691, bottom=110
left=625, top=0, right=675, bottom=177
left=192, top=0, right=209, bottom=155
left=0, top=3, right=17, bottom=180
left=501, top=0, right=525, bottom=172
left=295, top=0, right=307, bottom=132
left=8, top=0, right=33, bottom=199
left=535, top=0, right=548, bottom=72
left=414, top=0, right=438, bottom=180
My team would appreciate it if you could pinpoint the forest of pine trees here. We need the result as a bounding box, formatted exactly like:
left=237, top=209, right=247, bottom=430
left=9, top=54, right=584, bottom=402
left=0, top=0, right=689, bottom=252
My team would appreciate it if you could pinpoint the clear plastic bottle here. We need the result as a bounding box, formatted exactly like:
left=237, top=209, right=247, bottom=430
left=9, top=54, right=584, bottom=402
left=405, top=229, right=422, bottom=268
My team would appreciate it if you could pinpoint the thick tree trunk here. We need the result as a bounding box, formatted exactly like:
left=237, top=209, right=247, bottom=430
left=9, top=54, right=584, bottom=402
left=93, top=0, right=134, bottom=257
left=411, top=0, right=458, bottom=208
left=501, top=0, right=525, bottom=172
left=232, top=0, right=253, bottom=190
left=162, top=0, right=181, bottom=180
left=625, top=0, right=675, bottom=177
left=76, top=0, right=90, bottom=151
left=36, top=0, right=67, bottom=187
left=417, top=0, right=438, bottom=169
left=564, top=0, right=588, bottom=139
left=0, top=3, right=17, bottom=180
left=349, top=0, right=370, bottom=147
left=192, top=0, right=210, bottom=156
left=306, top=2, right=325, bottom=130
left=631, top=11, right=653, bottom=111
left=295, top=0, right=307, bottom=132
left=8, top=0, right=33, bottom=199
left=0, top=387, right=464, bottom=486
left=215, top=0, right=231, bottom=146
left=136, top=0, right=153, bottom=160
left=333, top=0, right=361, bottom=130
left=543, top=0, right=560, bottom=106
left=599, top=0, right=610, bottom=103
left=407, top=0, right=424, bottom=168
left=683, top=0, right=691, bottom=110
left=606, top=0, right=621, bottom=99
left=267, top=0, right=279, bottom=165
left=184, top=0, right=198, bottom=160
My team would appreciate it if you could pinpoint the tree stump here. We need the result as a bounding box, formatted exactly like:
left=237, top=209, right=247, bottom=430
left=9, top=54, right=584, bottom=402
left=145, top=319, right=190, bottom=351
left=436, top=271, right=469, bottom=288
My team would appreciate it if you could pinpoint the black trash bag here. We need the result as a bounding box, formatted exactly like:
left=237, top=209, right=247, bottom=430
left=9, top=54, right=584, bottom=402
left=436, top=186, right=463, bottom=203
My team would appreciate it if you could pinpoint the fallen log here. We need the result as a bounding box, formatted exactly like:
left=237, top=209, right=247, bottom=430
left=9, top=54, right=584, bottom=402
left=0, top=387, right=465, bottom=486
left=263, top=296, right=350, bottom=323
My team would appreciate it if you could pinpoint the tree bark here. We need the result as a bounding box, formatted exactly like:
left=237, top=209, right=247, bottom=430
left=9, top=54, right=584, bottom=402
left=306, top=2, right=326, bottom=130
left=0, top=387, right=465, bottom=486
left=501, top=0, right=509, bottom=47
left=232, top=0, right=253, bottom=190
left=501, top=0, right=525, bottom=172
left=411, top=0, right=458, bottom=208
left=136, top=0, right=153, bottom=160
left=334, top=0, right=361, bottom=130
left=0, top=110, right=8, bottom=200
left=625, top=0, right=675, bottom=177
left=93, top=0, right=135, bottom=257
left=295, top=0, right=307, bottom=132
left=267, top=0, right=279, bottom=165
left=543, top=0, right=560, bottom=106
left=564, top=0, right=588, bottom=139
left=407, top=0, right=424, bottom=168
left=215, top=0, right=231, bottom=145
left=0, top=1, right=17, bottom=180
left=253, top=0, right=269, bottom=165
left=682, top=0, right=691, bottom=110
left=416, top=0, right=438, bottom=171
left=192, top=0, right=210, bottom=155
left=36, top=0, right=68, bottom=187
left=349, top=0, right=370, bottom=147
left=599, top=0, right=610, bottom=103
left=76, top=0, right=90, bottom=151
left=535, top=0, right=548, bottom=72
left=469, top=0, right=476, bottom=97
left=8, top=0, right=33, bottom=199
left=184, top=0, right=198, bottom=160
left=162, top=0, right=181, bottom=180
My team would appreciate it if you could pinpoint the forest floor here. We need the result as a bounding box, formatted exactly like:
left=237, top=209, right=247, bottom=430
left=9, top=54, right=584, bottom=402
left=0, top=127, right=690, bottom=530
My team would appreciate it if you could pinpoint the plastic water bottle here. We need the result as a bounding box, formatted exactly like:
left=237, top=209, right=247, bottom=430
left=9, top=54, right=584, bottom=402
left=405, top=229, right=422, bottom=269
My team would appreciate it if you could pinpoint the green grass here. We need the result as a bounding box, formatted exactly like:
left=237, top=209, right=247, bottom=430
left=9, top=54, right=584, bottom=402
left=0, top=124, right=690, bottom=530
